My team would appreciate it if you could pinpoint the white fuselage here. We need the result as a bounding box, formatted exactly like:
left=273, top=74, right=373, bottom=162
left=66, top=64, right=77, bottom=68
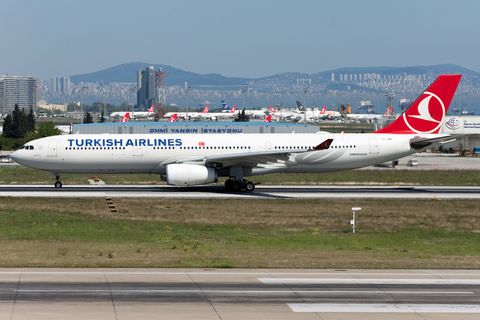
left=12, top=132, right=424, bottom=177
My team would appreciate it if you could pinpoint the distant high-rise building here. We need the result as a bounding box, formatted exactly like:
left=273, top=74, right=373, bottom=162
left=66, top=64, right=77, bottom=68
left=51, top=76, right=70, bottom=95
left=331, top=73, right=335, bottom=81
left=0, top=76, right=38, bottom=113
left=137, top=66, right=156, bottom=110
left=51, top=77, right=58, bottom=93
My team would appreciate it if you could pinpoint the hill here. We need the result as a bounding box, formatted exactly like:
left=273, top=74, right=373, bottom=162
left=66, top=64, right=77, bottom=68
left=70, top=62, right=252, bottom=86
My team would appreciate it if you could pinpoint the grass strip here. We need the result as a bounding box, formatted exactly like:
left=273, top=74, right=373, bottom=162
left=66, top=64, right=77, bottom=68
left=1, top=198, right=480, bottom=268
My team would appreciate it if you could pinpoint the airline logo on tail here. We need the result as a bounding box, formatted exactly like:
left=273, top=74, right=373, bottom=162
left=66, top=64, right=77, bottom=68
left=374, top=75, right=461, bottom=134
left=296, top=101, right=304, bottom=111
left=384, top=106, right=394, bottom=115
left=264, top=115, right=272, bottom=122
left=229, top=105, right=236, bottom=113
left=201, top=105, right=209, bottom=113
left=148, top=105, right=155, bottom=113
left=169, top=114, right=178, bottom=122
left=221, top=100, right=229, bottom=110
left=120, top=113, right=130, bottom=122
left=319, top=106, right=327, bottom=114
left=269, top=106, right=276, bottom=113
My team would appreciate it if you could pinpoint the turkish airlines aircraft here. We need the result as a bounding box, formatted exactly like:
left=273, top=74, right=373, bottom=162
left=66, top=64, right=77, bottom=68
left=110, top=105, right=155, bottom=119
left=346, top=106, right=395, bottom=121
left=264, top=115, right=272, bottom=122
left=11, top=75, right=461, bottom=192
left=196, top=105, right=237, bottom=121
left=168, top=114, right=178, bottom=122
left=164, top=105, right=209, bottom=120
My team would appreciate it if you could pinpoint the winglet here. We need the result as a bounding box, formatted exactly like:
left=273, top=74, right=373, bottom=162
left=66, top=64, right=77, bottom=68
left=313, top=138, right=333, bottom=150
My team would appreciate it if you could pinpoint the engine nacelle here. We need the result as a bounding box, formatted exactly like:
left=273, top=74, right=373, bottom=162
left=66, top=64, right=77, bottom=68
left=166, top=164, right=218, bottom=186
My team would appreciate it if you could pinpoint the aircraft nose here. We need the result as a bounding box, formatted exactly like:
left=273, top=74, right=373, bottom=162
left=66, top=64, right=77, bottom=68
left=10, top=150, right=19, bottom=163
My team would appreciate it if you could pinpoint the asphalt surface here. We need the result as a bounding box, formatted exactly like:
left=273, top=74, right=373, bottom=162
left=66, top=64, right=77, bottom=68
left=1, top=184, right=480, bottom=199
left=2, top=269, right=480, bottom=319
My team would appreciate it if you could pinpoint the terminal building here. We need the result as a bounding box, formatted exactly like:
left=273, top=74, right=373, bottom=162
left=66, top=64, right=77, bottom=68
left=72, top=122, right=320, bottom=135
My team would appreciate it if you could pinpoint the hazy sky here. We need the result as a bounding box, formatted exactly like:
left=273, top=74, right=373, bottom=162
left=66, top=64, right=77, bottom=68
left=1, top=0, right=479, bottom=80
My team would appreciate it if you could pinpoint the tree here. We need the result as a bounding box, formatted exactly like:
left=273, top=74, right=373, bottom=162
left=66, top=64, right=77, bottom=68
left=36, top=121, right=61, bottom=137
left=3, top=104, right=34, bottom=139
left=27, top=107, right=35, bottom=133
left=100, top=109, right=106, bottom=123
left=234, top=108, right=249, bottom=122
left=84, top=111, right=94, bottom=123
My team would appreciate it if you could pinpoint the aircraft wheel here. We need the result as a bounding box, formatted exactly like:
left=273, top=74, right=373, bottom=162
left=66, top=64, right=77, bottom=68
left=231, top=181, right=242, bottom=192
left=245, top=181, right=255, bottom=192
left=225, top=179, right=234, bottom=190
left=54, top=181, right=63, bottom=188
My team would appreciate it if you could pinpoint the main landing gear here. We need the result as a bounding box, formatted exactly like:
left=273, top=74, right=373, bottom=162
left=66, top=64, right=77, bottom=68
left=225, top=177, right=255, bottom=192
left=54, top=173, right=63, bottom=188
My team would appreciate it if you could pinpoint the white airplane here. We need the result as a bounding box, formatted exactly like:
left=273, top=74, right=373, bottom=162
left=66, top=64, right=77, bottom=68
left=11, top=75, right=462, bottom=192
left=196, top=105, right=237, bottom=121
left=346, top=106, right=395, bottom=122
left=163, top=105, right=209, bottom=120
left=110, top=105, right=155, bottom=120
left=318, top=106, right=342, bottom=119
left=268, top=105, right=295, bottom=119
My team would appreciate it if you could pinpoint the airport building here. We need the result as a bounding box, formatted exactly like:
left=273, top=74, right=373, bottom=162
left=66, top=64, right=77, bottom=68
left=0, top=76, right=38, bottom=113
left=72, top=122, right=319, bottom=135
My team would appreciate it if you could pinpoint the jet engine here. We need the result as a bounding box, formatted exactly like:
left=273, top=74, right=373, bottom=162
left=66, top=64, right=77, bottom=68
left=166, top=164, right=218, bottom=186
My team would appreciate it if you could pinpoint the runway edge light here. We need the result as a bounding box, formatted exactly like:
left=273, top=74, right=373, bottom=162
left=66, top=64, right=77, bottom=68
left=351, top=207, right=361, bottom=233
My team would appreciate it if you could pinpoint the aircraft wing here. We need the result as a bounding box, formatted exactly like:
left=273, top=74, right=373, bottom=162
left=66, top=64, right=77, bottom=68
left=161, top=139, right=333, bottom=169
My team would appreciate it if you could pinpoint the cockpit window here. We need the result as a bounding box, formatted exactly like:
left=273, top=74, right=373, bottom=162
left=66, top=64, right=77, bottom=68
left=29, top=146, right=34, bottom=150
left=21, top=146, right=25, bottom=149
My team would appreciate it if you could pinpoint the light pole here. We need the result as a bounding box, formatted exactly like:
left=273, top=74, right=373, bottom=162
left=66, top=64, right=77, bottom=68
left=131, top=86, right=136, bottom=121
left=242, top=86, right=248, bottom=110
left=81, top=87, right=85, bottom=123
left=185, top=86, right=191, bottom=121
left=303, top=87, right=310, bottom=123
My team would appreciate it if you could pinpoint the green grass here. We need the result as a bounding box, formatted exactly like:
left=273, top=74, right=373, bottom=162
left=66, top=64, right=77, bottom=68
left=1, top=203, right=480, bottom=268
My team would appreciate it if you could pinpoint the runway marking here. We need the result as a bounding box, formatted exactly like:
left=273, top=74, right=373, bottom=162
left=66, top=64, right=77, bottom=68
left=15, top=290, right=475, bottom=294
left=259, top=278, right=480, bottom=285
left=288, top=303, right=480, bottom=313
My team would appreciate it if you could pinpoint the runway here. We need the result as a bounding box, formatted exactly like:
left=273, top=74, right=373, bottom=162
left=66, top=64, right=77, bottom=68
left=2, top=269, right=480, bottom=319
left=1, top=184, right=480, bottom=199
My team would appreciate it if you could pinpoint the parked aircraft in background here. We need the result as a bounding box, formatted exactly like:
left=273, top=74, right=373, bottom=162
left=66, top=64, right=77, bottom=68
left=346, top=106, right=395, bottom=122
left=264, top=115, right=272, bottom=122
left=110, top=105, right=155, bottom=120
left=164, top=105, right=209, bottom=120
left=196, top=105, right=237, bottom=121
left=11, top=75, right=462, bottom=192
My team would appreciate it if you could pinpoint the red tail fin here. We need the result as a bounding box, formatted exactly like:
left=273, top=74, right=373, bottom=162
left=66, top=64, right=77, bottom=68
left=148, top=105, right=155, bottom=113
left=169, top=114, right=177, bottom=122
left=374, top=75, right=461, bottom=134
left=120, top=112, right=130, bottom=122
left=269, top=106, right=276, bottom=113
left=202, top=105, right=209, bottom=113
left=264, top=115, right=272, bottom=122
left=384, top=106, right=393, bottom=116
left=320, top=106, right=326, bottom=114
left=230, top=105, right=236, bottom=113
